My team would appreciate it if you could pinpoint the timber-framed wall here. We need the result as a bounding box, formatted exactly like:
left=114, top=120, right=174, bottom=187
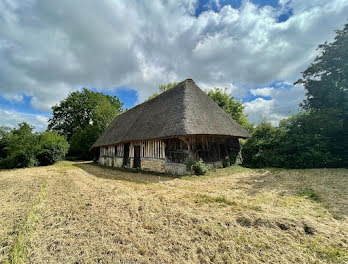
left=98, top=135, right=241, bottom=175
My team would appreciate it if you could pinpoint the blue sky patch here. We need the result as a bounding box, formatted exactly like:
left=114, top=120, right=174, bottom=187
left=240, top=80, right=293, bottom=103
left=194, top=0, right=282, bottom=17
left=0, top=94, right=51, bottom=117
left=277, top=8, right=293, bottom=22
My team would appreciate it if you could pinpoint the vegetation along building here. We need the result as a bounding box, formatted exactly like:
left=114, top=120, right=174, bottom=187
left=91, top=79, right=250, bottom=175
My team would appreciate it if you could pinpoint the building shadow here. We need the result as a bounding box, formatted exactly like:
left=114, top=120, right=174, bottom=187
left=74, top=162, right=176, bottom=184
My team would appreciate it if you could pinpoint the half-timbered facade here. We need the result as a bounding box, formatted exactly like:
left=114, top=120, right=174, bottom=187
left=91, top=79, right=250, bottom=175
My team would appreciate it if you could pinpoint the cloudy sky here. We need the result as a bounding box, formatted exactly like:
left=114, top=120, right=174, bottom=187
left=1, top=0, right=347, bottom=130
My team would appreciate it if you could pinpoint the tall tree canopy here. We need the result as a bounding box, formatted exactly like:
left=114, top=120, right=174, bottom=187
left=243, top=22, right=347, bottom=168
left=48, top=89, right=123, bottom=159
left=206, top=88, right=253, bottom=132
left=295, top=23, right=348, bottom=114
left=296, top=22, right=347, bottom=166
left=48, top=88, right=123, bottom=141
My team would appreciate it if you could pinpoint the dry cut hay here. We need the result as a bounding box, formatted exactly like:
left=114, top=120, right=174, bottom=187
left=0, top=162, right=347, bottom=263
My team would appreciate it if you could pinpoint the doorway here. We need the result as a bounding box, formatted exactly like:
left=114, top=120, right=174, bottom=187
left=133, top=146, right=141, bottom=168
left=123, top=143, right=130, bottom=166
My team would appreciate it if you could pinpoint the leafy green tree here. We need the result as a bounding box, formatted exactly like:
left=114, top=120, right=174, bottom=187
left=295, top=23, right=348, bottom=114
left=48, top=88, right=123, bottom=141
left=147, top=82, right=179, bottom=100
left=243, top=111, right=344, bottom=168
left=0, top=123, right=69, bottom=168
left=207, top=88, right=254, bottom=132
left=0, top=126, right=11, bottom=160
left=4, top=122, right=39, bottom=168
left=295, top=22, right=347, bottom=166
left=243, top=23, right=347, bottom=169
left=69, top=125, right=100, bottom=160
left=48, top=88, right=123, bottom=159
left=242, top=122, right=285, bottom=168
left=278, top=111, right=342, bottom=168
left=36, top=131, right=69, bottom=166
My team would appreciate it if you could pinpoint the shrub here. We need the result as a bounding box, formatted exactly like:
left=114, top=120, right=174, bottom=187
left=242, top=112, right=344, bottom=169
left=0, top=123, right=69, bottom=169
left=37, top=131, right=69, bottom=166
left=191, top=159, right=208, bottom=176
left=186, top=159, right=194, bottom=171
left=222, top=159, right=229, bottom=168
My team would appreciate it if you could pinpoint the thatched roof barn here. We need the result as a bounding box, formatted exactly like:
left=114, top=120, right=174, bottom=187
left=92, top=79, right=250, bottom=175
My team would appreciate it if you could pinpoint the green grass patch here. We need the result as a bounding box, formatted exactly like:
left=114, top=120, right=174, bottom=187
left=298, top=188, right=321, bottom=202
left=303, top=237, right=348, bottom=263
left=6, top=178, right=48, bottom=264
left=194, top=194, right=237, bottom=207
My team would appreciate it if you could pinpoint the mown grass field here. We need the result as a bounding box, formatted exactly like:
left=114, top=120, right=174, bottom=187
left=0, top=161, right=347, bottom=263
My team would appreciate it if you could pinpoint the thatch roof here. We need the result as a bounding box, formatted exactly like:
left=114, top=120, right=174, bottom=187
left=92, top=79, right=250, bottom=148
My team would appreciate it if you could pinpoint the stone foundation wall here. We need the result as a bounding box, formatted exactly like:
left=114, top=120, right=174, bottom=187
left=141, top=159, right=165, bottom=173
left=114, top=157, right=123, bottom=167
left=164, top=162, right=188, bottom=175
left=99, top=156, right=225, bottom=176
left=99, top=157, right=123, bottom=167
left=207, top=161, right=223, bottom=169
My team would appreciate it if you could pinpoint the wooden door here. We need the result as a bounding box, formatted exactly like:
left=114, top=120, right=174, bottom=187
left=133, top=146, right=141, bottom=168
left=123, top=143, right=130, bottom=166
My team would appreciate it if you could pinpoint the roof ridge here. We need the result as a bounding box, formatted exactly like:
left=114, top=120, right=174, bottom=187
left=113, top=80, right=187, bottom=119
left=182, top=79, right=195, bottom=135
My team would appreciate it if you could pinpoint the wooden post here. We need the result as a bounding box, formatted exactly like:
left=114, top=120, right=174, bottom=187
left=179, top=136, right=195, bottom=161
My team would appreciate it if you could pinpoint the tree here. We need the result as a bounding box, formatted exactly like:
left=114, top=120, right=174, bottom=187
left=48, top=88, right=123, bottom=141
left=0, top=122, right=69, bottom=168
left=244, top=23, right=347, bottom=169
left=295, top=22, right=347, bottom=167
left=0, top=126, right=12, bottom=160
left=36, top=131, right=69, bottom=166
left=48, top=88, right=123, bottom=159
left=295, top=23, right=348, bottom=114
left=147, top=82, right=179, bottom=100
left=4, top=122, right=39, bottom=168
left=278, top=111, right=342, bottom=168
left=207, top=88, right=254, bottom=132
left=242, top=122, right=285, bottom=168
left=69, top=125, right=100, bottom=160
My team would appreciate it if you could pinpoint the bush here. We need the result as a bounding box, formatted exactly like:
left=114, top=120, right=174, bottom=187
left=242, top=111, right=344, bottom=168
left=186, top=159, right=194, bottom=171
left=36, top=131, right=69, bottom=166
left=0, top=123, right=69, bottom=169
left=222, top=159, right=229, bottom=168
left=191, top=159, right=208, bottom=176
left=242, top=122, right=285, bottom=168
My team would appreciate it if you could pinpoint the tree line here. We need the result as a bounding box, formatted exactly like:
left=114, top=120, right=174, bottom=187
left=0, top=23, right=346, bottom=169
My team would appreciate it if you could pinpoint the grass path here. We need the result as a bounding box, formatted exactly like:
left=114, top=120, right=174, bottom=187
left=6, top=177, right=48, bottom=264
left=1, top=162, right=347, bottom=263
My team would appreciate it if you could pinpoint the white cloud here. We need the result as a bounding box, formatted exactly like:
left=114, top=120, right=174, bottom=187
left=244, top=82, right=305, bottom=124
left=250, top=87, right=274, bottom=97
left=0, top=0, right=347, bottom=125
left=0, top=108, right=48, bottom=131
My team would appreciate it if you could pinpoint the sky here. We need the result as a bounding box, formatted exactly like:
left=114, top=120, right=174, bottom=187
left=0, top=0, right=347, bottom=131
